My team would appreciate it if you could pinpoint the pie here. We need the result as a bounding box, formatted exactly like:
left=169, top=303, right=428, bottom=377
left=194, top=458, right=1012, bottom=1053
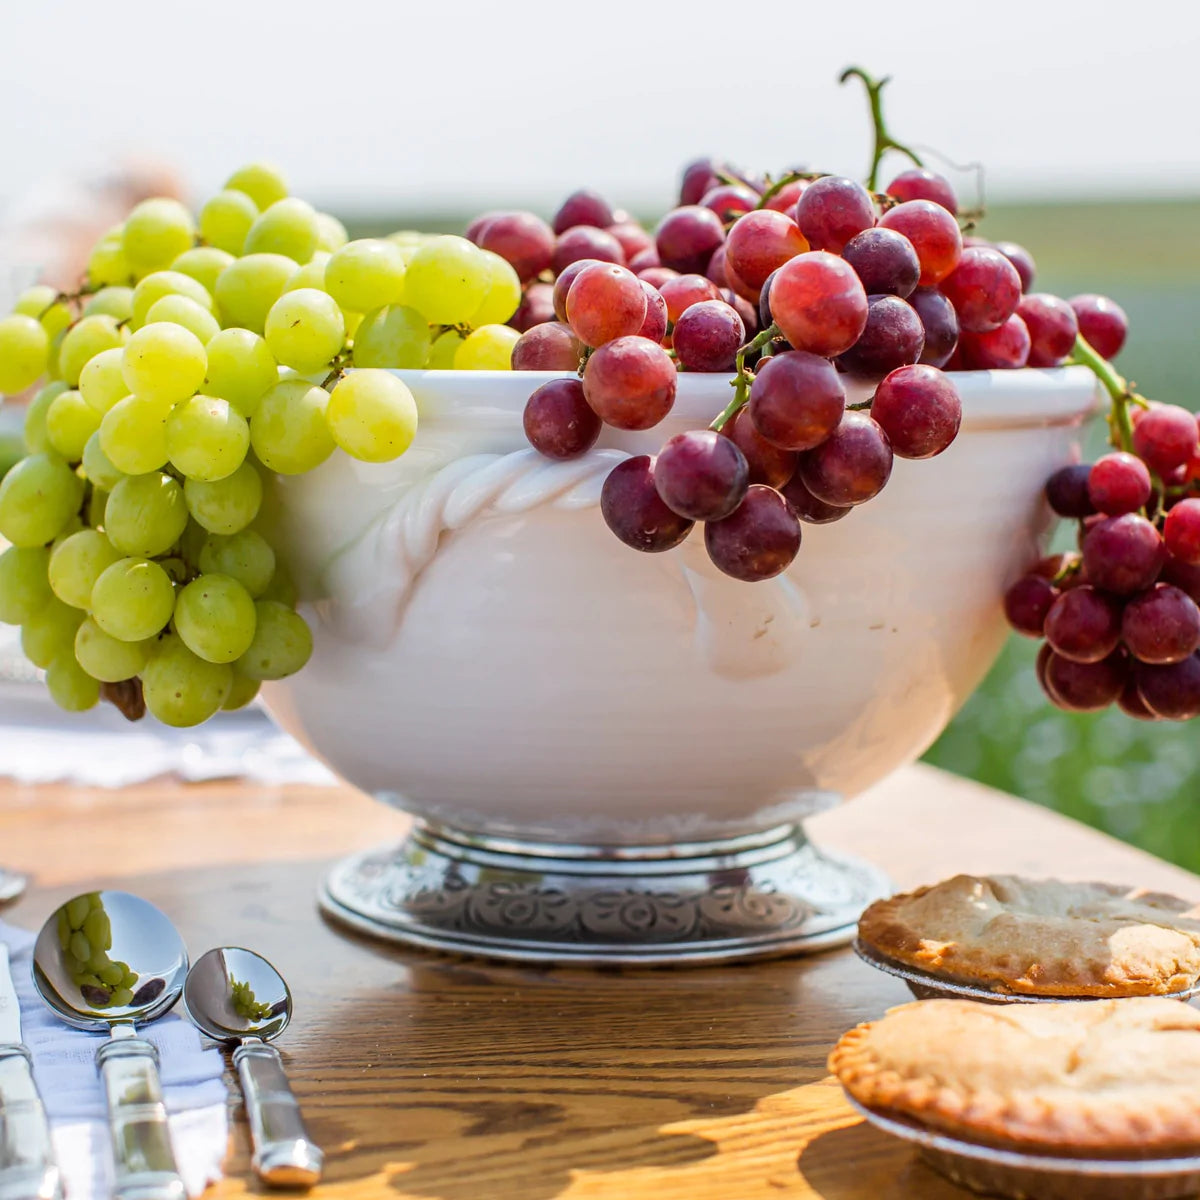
left=830, top=997, right=1200, bottom=1155
left=857, top=874, right=1200, bottom=997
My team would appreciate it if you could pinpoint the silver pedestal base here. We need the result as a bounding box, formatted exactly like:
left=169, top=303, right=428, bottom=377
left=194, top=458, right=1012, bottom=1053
left=319, top=820, right=892, bottom=966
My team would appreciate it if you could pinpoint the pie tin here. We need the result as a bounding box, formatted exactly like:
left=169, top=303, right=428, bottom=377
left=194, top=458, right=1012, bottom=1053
left=845, top=1095, right=1200, bottom=1200
left=853, top=939, right=1200, bottom=1005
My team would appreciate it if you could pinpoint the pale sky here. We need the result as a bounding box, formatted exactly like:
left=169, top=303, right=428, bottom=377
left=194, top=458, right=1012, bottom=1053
left=3, top=0, right=1198, bottom=221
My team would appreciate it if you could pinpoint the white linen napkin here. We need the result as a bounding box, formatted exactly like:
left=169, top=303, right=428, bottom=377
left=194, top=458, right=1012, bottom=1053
left=1, top=920, right=228, bottom=1200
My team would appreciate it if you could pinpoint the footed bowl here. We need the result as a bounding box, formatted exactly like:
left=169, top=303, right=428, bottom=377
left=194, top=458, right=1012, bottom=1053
left=262, top=366, right=1100, bottom=964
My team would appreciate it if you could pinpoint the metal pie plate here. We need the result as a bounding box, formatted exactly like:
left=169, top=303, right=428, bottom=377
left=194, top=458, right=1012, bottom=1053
left=853, top=939, right=1200, bottom=1005
left=845, top=1095, right=1200, bottom=1200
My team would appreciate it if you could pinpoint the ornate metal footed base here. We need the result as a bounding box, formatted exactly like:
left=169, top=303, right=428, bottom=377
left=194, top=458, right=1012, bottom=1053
left=319, top=820, right=892, bottom=966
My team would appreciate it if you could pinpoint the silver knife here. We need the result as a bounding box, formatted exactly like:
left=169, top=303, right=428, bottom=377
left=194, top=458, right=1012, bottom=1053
left=0, top=943, right=61, bottom=1200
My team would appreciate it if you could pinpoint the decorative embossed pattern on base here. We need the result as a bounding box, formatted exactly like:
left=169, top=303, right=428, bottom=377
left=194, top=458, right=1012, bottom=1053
left=319, top=820, right=892, bottom=965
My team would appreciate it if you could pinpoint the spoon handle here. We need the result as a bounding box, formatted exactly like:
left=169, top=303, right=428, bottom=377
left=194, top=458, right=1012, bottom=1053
left=96, top=1034, right=186, bottom=1200
left=234, top=1039, right=324, bottom=1188
left=0, top=1044, right=62, bottom=1200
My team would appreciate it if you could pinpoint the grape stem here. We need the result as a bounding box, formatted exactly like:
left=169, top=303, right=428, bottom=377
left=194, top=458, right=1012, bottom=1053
left=1068, top=333, right=1143, bottom=453
left=709, top=324, right=780, bottom=432
left=839, top=66, right=924, bottom=191
left=756, top=171, right=813, bottom=209
left=846, top=398, right=873, bottom=412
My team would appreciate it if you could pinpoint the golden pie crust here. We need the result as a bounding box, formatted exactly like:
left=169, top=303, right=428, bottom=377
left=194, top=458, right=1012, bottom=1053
left=857, top=874, right=1200, bottom=997
left=830, top=997, right=1200, bottom=1154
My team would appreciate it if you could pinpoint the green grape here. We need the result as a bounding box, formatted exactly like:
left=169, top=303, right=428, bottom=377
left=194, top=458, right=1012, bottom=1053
left=0, top=433, right=21, bottom=480
left=198, top=529, right=275, bottom=597
left=14, top=285, right=72, bottom=339
left=81, top=434, right=124, bottom=492
left=87, top=235, right=132, bottom=288
left=170, top=246, right=235, bottom=295
left=315, top=213, right=348, bottom=252
left=183, top=462, right=262, bottom=535
left=263, top=288, right=345, bottom=373
left=45, top=330, right=65, bottom=381
left=87, top=486, right=109, bottom=529
left=199, top=189, right=259, bottom=255
left=146, top=295, right=220, bottom=344
left=69, top=931, right=91, bottom=963
left=99, top=396, right=170, bottom=475
left=45, top=390, right=100, bottom=461
left=403, top=236, right=489, bottom=325
left=0, top=314, right=50, bottom=393
left=203, top=329, right=278, bottom=418
left=83, top=286, right=135, bottom=322
left=0, top=545, right=52, bottom=624
left=249, top=380, right=335, bottom=474
left=121, top=323, right=206, bottom=404
left=21, top=597, right=83, bottom=668
left=468, top=250, right=522, bottom=327
left=24, top=381, right=69, bottom=451
left=131, top=270, right=213, bottom=328
left=109, top=987, right=134, bottom=1007
left=351, top=305, right=431, bottom=369
left=222, top=671, right=261, bottom=710
left=45, top=654, right=100, bottom=712
left=324, top=240, right=407, bottom=313
left=60, top=315, right=125, bottom=387
left=120, top=198, right=195, bottom=275
left=326, top=371, right=418, bottom=463
left=282, top=252, right=330, bottom=293
left=236, top=600, right=312, bottom=680
left=142, top=633, right=232, bottom=727
left=0, top=453, right=83, bottom=547
left=224, top=163, right=288, bottom=211
left=104, top=473, right=188, bottom=557
left=343, top=310, right=362, bottom=341
left=48, top=529, right=122, bottom=608
left=428, top=328, right=464, bottom=369
left=260, top=563, right=297, bottom=607
left=91, top=558, right=175, bottom=642
left=179, top=519, right=208, bottom=567
left=166, top=395, right=249, bottom=482
left=74, top=617, right=151, bottom=682
left=66, top=896, right=92, bottom=928
left=214, top=254, right=296, bottom=335
left=244, top=197, right=319, bottom=264
left=175, top=573, right=257, bottom=663
left=98, top=961, right=124, bottom=986
left=79, top=347, right=130, bottom=414
left=454, top=324, right=520, bottom=371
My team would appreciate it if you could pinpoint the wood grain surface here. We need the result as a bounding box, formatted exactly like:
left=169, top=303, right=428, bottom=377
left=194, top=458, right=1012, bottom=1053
left=3, top=763, right=1197, bottom=1199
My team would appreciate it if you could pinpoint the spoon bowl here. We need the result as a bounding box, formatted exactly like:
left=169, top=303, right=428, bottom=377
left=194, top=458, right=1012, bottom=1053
left=184, top=946, right=290, bottom=1041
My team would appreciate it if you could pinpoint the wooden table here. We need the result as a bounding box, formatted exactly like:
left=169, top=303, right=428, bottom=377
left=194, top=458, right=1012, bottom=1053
left=3, top=763, right=1197, bottom=1200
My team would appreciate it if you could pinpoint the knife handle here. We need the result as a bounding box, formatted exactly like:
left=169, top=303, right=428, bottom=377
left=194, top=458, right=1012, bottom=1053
left=0, top=1044, right=61, bottom=1200
left=96, top=1035, right=186, bottom=1200
left=234, top=1039, right=323, bottom=1188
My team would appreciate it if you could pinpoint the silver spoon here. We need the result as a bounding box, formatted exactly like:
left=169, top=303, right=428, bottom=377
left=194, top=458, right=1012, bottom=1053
left=183, top=947, right=323, bottom=1188
left=33, top=891, right=187, bottom=1200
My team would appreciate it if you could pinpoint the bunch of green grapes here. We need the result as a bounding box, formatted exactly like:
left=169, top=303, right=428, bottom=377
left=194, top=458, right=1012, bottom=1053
left=0, top=163, right=521, bottom=726
left=55, top=893, right=138, bottom=1007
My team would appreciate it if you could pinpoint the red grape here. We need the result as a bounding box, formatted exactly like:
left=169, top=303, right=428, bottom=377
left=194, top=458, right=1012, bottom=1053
left=723, top=254, right=760, bottom=304
left=722, top=289, right=758, bottom=338
left=885, top=169, right=958, bottom=215
left=836, top=295, right=925, bottom=380
left=637, top=282, right=668, bottom=343
left=1043, top=585, right=1122, bottom=662
left=1018, top=294, right=1079, bottom=367
left=582, top=336, right=677, bottom=431
left=1122, top=583, right=1200, bottom=664
left=841, top=227, right=920, bottom=299
left=1131, top=404, right=1198, bottom=475
left=908, top=288, right=959, bottom=368
left=706, top=244, right=729, bottom=288
left=779, top=472, right=851, bottom=524
left=565, top=263, right=647, bottom=348
left=672, top=300, right=744, bottom=372
left=637, top=266, right=678, bottom=290
left=629, top=247, right=661, bottom=273
left=724, top=210, right=808, bottom=293
left=958, top=314, right=1031, bottom=369
left=523, top=378, right=602, bottom=460
left=680, top=158, right=723, bottom=206
left=870, top=364, right=961, bottom=459
left=553, top=227, right=625, bottom=274
left=655, top=430, right=749, bottom=521
left=466, top=210, right=505, bottom=243
left=511, top=282, right=557, bottom=332
left=794, top=176, right=875, bottom=253
left=763, top=179, right=807, bottom=213
left=1163, top=552, right=1200, bottom=603
left=1070, top=294, right=1127, bottom=359
left=552, top=259, right=600, bottom=321
left=721, top=406, right=796, bottom=488
left=1082, top=513, right=1164, bottom=594
left=704, top=485, right=802, bottom=581
left=700, top=183, right=759, bottom=221
left=797, top=412, right=893, bottom=506
left=1045, top=464, right=1096, bottom=518
left=878, top=200, right=962, bottom=285
left=993, top=242, right=1036, bottom=292
left=601, top=456, right=694, bottom=552
left=1165, top=498, right=1200, bottom=565
left=1136, top=653, right=1200, bottom=719
left=939, top=247, right=1022, bottom=333
left=553, top=190, right=614, bottom=234
left=606, top=222, right=654, bottom=262
left=1043, top=650, right=1125, bottom=712
left=768, top=251, right=869, bottom=357
left=658, top=274, right=721, bottom=324
left=655, top=206, right=726, bottom=275
left=477, top=212, right=556, bottom=283
left=511, top=322, right=582, bottom=371
left=1004, top=574, right=1058, bottom=637
left=1088, top=452, right=1152, bottom=516
left=748, top=351, right=845, bottom=451
left=1118, top=678, right=1159, bottom=720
